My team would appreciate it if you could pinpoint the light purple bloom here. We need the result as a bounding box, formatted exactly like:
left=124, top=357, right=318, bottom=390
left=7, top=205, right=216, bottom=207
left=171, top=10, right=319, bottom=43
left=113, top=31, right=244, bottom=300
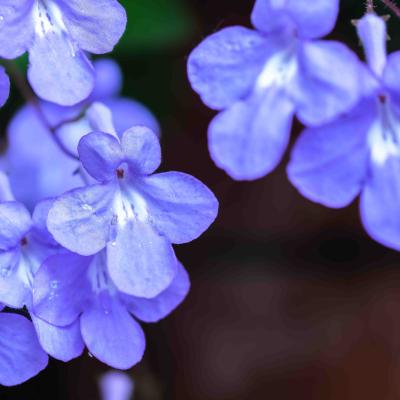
left=47, top=119, right=218, bottom=298
left=0, top=312, right=47, bottom=386
left=188, top=0, right=370, bottom=180
left=100, top=371, right=134, bottom=400
left=0, top=199, right=84, bottom=361
left=0, top=0, right=126, bottom=105
left=4, top=59, right=159, bottom=210
left=287, top=13, right=400, bottom=250
left=33, top=251, right=190, bottom=369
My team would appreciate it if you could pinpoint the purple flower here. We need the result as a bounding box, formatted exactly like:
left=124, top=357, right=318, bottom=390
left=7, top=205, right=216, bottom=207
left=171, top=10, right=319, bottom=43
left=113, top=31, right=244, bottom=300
left=100, top=371, right=134, bottom=400
left=33, top=251, right=190, bottom=369
left=47, top=122, right=218, bottom=298
left=287, top=13, right=400, bottom=250
left=0, top=0, right=126, bottom=105
left=187, top=0, right=369, bottom=180
left=0, top=199, right=84, bottom=362
left=4, top=59, right=159, bottom=210
left=0, top=66, right=9, bottom=108
left=0, top=312, right=47, bottom=386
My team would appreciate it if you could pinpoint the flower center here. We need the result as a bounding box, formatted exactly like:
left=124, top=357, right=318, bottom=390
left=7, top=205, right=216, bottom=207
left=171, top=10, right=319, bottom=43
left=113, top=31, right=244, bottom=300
left=368, top=95, right=400, bottom=165
left=255, top=46, right=297, bottom=93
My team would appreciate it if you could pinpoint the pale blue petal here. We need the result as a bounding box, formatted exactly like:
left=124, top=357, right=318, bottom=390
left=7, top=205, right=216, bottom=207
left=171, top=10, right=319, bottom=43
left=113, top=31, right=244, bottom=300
left=361, top=155, right=400, bottom=250
left=28, top=29, right=94, bottom=105
left=31, top=314, right=84, bottom=362
left=122, top=262, right=190, bottom=323
left=121, top=126, right=161, bottom=175
left=292, top=40, right=374, bottom=126
left=0, top=202, right=31, bottom=250
left=107, top=219, right=177, bottom=298
left=5, top=105, right=82, bottom=210
left=252, top=0, right=339, bottom=39
left=288, top=102, right=373, bottom=208
left=138, top=172, right=218, bottom=244
left=47, top=183, right=117, bottom=256
left=81, top=292, right=145, bottom=370
left=209, top=89, right=295, bottom=180
left=33, top=253, right=92, bottom=326
left=58, top=0, right=127, bottom=54
left=91, top=58, right=123, bottom=101
left=188, top=26, right=274, bottom=110
left=0, top=313, right=48, bottom=386
left=78, top=132, right=123, bottom=182
left=0, top=0, right=34, bottom=59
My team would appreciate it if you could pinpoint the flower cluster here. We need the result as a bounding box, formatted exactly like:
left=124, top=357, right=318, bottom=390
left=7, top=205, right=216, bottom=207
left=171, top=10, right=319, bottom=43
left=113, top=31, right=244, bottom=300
left=0, top=1, right=218, bottom=386
left=188, top=1, right=400, bottom=250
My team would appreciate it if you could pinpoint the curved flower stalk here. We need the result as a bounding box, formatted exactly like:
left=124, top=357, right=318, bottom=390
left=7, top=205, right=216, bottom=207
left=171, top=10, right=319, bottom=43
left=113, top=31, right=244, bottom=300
left=0, top=0, right=126, bottom=105
left=188, top=0, right=371, bottom=180
left=288, top=12, right=400, bottom=251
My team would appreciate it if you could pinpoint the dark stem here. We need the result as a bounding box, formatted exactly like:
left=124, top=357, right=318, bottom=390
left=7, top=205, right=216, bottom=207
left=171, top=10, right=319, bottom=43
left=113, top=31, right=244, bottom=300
left=3, top=61, right=79, bottom=160
left=380, top=0, right=400, bottom=18
left=366, top=0, right=374, bottom=12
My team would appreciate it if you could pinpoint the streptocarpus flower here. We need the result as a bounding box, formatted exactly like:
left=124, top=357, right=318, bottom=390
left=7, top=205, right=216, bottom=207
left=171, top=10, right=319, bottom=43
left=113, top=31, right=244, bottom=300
left=33, top=251, right=190, bottom=369
left=47, top=122, right=218, bottom=298
left=4, top=59, right=159, bottom=210
left=0, top=0, right=126, bottom=105
left=0, top=200, right=84, bottom=361
left=0, top=311, right=47, bottom=386
left=287, top=13, right=400, bottom=251
left=188, top=0, right=370, bottom=180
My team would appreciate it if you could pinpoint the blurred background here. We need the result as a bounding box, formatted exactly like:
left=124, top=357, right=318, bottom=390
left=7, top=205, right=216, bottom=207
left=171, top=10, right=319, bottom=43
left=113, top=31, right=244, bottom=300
left=4, top=0, right=400, bottom=398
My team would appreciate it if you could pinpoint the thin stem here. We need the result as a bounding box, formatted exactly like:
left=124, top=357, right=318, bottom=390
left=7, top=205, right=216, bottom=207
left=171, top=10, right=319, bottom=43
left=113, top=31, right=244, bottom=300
left=366, top=0, right=374, bottom=12
left=380, top=0, right=400, bottom=18
left=3, top=61, right=79, bottom=160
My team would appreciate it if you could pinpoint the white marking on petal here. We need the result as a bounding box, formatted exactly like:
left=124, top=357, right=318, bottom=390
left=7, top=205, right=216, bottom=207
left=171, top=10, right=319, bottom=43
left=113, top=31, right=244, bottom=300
left=255, top=47, right=297, bottom=92
left=369, top=99, right=400, bottom=165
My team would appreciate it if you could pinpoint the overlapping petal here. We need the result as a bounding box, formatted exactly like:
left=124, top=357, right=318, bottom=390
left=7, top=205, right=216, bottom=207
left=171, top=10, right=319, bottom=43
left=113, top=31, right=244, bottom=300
left=78, top=133, right=123, bottom=182
left=361, top=155, right=400, bottom=250
left=0, top=0, right=34, bottom=59
left=81, top=292, right=145, bottom=369
left=28, top=30, right=95, bottom=105
left=188, top=26, right=273, bottom=110
left=292, top=40, right=374, bottom=126
left=47, top=183, right=117, bottom=255
left=251, top=0, right=339, bottom=39
left=31, top=314, right=84, bottom=362
left=0, top=313, right=48, bottom=386
left=107, top=219, right=177, bottom=298
left=288, top=102, right=374, bottom=208
left=0, top=202, right=31, bottom=250
left=121, top=127, right=161, bottom=176
left=33, top=252, right=92, bottom=326
left=58, top=0, right=127, bottom=54
left=138, top=172, right=218, bottom=244
left=122, top=262, right=190, bottom=323
left=209, top=89, right=294, bottom=180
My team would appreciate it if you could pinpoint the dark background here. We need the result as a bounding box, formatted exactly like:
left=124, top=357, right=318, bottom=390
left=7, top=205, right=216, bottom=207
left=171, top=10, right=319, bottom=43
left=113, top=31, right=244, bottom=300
left=4, top=0, right=400, bottom=398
